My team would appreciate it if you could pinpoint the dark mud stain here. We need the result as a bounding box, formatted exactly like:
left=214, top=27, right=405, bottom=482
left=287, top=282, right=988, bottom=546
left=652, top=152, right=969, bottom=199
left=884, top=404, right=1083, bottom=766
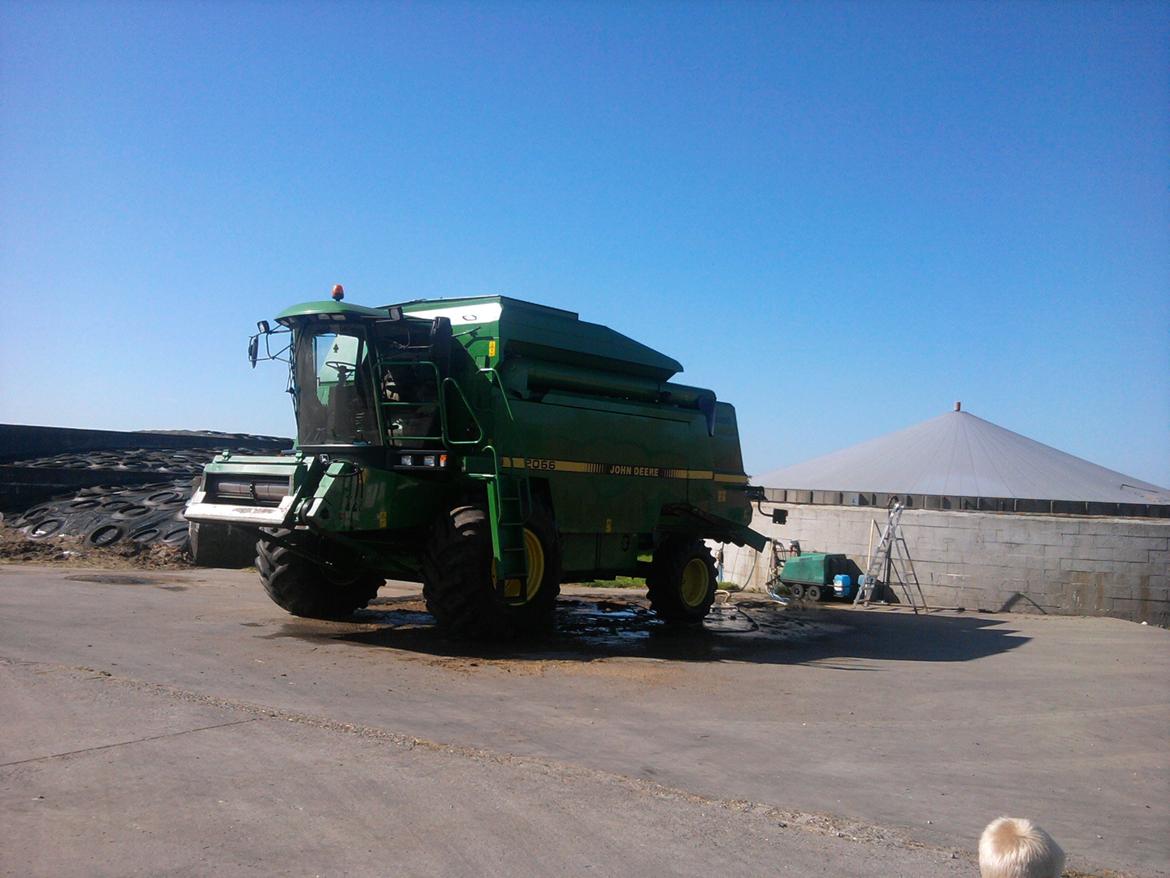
left=66, top=573, right=160, bottom=586
left=63, top=572, right=187, bottom=591
left=263, top=594, right=838, bottom=664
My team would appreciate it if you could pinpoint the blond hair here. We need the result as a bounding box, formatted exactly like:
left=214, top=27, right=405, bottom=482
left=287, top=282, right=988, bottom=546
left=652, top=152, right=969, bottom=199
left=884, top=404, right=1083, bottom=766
left=979, top=817, right=1065, bottom=878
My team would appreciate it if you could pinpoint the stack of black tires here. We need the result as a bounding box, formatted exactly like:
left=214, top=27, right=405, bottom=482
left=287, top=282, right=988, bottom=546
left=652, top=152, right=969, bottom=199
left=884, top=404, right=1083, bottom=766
left=11, top=480, right=195, bottom=551
left=3, top=446, right=272, bottom=564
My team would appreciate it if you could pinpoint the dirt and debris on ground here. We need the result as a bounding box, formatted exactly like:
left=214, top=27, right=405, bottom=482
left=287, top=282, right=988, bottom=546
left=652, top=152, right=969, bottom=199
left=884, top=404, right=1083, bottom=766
left=0, top=524, right=193, bottom=570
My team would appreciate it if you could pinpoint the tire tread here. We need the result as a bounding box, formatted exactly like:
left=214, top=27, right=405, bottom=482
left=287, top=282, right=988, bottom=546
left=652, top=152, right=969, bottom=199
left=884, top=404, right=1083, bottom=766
left=647, top=536, right=717, bottom=622
left=422, top=503, right=561, bottom=639
left=255, top=531, right=382, bottom=619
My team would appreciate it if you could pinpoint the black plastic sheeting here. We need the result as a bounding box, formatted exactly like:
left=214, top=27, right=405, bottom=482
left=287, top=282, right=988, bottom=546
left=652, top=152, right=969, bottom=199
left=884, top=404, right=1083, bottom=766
left=1, top=435, right=291, bottom=564
left=14, top=448, right=217, bottom=475
left=0, top=425, right=292, bottom=514
left=0, top=423, right=289, bottom=463
left=2, top=445, right=287, bottom=554
left=10, top=479, right=196, bottom=551
left=0, top=449, right=279, bottom=514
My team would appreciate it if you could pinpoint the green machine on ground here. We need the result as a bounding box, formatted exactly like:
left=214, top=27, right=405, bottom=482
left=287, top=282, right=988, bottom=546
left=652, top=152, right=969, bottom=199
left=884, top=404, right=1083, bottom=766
left=779, top=553, right=859, bottom=602
left=185, top=290, right=768, bottom=638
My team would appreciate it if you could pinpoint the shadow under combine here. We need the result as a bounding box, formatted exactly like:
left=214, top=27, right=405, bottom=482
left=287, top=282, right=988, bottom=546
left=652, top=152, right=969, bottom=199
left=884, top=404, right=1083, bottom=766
left=266, top=593, right=1031, bottom=667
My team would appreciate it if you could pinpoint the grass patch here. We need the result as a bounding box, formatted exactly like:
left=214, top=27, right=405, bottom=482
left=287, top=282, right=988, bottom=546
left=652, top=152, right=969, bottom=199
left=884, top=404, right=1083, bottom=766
left=569, top=577, right=742, bottom=592
left=569, top=553, right=741, bottom=592
left=572, top=576, right=646, bottom=589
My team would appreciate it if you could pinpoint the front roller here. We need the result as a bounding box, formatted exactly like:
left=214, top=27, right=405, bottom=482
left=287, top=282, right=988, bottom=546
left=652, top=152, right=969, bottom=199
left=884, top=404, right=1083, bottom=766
left=647, top=536, right=717, bottom=622
left=421, top=501, right=562, bottom=639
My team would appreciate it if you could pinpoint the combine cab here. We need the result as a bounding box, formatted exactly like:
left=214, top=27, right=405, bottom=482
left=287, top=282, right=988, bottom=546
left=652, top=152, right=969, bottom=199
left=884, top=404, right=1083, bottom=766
left=185, top=291, right=766, bottom=637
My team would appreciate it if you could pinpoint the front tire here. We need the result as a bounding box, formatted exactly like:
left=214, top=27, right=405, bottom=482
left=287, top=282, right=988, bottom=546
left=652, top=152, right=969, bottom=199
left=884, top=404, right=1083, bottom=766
left=422, top=502, right=562, bottom=639
left=255, top=531, right=383, bottom=619
left=647, top=537, right=717, bottom=623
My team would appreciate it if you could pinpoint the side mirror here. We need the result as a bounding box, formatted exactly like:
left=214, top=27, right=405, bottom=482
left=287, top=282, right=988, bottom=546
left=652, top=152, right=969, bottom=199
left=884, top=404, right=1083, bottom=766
left=257, top=320, right=271, bottom=334
left=248, top=335, right=259, bottom=368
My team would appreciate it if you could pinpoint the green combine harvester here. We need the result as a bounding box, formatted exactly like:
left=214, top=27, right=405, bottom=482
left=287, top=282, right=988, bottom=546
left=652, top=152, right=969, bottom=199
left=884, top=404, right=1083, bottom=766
left=185, top=289, right=768, bottom=638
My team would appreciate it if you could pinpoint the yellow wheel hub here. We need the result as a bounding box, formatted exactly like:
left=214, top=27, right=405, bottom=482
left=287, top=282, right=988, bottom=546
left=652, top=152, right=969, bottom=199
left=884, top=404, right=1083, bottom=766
left=492, top=528, right=546, bottom=604
left=680, top=557, right=710, bottom=607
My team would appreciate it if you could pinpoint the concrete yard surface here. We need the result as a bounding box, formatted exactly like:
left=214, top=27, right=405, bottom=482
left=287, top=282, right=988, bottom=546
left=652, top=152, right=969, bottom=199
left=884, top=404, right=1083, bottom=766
left=1, top=564, right=1167, bottom=877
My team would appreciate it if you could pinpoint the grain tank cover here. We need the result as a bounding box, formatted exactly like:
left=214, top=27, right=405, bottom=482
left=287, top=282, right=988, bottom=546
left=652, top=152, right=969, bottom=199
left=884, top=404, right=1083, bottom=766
left=398, top=295, right=683, bottom=381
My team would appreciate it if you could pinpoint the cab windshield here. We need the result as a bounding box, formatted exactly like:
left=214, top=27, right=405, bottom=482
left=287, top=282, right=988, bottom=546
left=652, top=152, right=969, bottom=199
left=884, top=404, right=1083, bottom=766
left=293, top=326, right=380, bottom=446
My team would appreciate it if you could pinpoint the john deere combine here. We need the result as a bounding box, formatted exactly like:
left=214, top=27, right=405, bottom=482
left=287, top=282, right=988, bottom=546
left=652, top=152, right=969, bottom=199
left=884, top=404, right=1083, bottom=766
left=185, top=290, right=766, bottom=637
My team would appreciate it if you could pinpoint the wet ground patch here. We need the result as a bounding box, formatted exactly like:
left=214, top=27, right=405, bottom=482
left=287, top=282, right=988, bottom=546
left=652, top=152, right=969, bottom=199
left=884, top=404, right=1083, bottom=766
left=63, top=572, right=187, bottom=591
left=263, top=593, right=841, bottom=665
left=66, top=573, right=161, bottom=585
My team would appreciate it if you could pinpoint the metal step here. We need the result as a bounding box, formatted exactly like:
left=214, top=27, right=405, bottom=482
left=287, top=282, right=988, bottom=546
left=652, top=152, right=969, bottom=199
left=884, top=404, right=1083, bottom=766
left=486, top=472, right=531, bottom=603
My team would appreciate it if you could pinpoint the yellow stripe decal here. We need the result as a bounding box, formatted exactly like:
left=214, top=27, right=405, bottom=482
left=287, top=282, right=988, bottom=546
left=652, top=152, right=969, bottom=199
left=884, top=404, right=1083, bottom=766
left=712, top=473, right=750, bottom=485
left=497, top=456, right=746, bottom=483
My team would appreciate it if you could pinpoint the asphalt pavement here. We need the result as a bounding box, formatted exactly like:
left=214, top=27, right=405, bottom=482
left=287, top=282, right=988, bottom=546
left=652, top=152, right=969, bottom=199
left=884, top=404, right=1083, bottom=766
left=1, top=564, right=1167, bottom=877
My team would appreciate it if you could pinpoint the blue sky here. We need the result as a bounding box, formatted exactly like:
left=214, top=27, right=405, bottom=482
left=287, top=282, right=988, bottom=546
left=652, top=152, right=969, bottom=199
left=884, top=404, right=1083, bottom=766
left=2, top=0, right=1168, bottom=486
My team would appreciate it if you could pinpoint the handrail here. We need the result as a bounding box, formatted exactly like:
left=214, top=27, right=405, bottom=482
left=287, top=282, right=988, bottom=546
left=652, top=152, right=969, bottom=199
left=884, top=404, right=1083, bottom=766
left=476, top=443, right=532, bottom=522
left=475, top=369, right=529, bottom=520
left=375, top=356, right=444, bottom=441
left=478, top=367, right=515, bottom=422
left=374, top=356, right=487, bottom=448
left=440, top=376, right=484, bottom=447
left=378, top=400, right=443, bottom=443
left=371, top=357, right=506, bottom=452
left=479, top=443, right=500, bottom=479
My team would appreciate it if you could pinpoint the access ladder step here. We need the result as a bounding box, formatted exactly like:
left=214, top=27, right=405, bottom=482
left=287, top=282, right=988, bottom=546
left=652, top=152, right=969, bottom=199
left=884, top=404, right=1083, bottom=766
left=497, top=496, right=525, bottom=524
left=494, top=522, right=529, bottom=602
left=486, top=474, right=531, bottom=603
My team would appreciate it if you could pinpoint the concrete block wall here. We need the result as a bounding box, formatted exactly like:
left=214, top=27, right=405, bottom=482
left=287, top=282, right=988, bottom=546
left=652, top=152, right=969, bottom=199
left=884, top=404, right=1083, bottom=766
left=717, top=504, right=1170, bottom=626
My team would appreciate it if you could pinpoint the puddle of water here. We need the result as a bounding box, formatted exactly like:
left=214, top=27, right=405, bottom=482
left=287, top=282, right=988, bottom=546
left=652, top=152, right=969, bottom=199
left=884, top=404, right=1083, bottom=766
left=356, top=608, right=436, bottom=628
left=262, top=594, right=838, bottom=663
left=555, top=599, right=659, bottom=642
left=703, top=604, right=760, bottom=633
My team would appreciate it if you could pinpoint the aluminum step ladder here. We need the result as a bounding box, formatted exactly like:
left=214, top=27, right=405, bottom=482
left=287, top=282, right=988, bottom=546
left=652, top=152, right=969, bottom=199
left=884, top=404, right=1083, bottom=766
left=855, top=501, right=928, bottom=613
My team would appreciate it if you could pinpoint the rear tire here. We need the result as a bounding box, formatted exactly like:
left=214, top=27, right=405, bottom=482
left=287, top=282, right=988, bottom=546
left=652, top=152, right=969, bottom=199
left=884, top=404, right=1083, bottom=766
left=647, top=537, right=717, bottom=623
left=805, top=583, right=823, bottom=602
left=255, top=531, right=383, bottom=619
left=421, top=502, right=561, bottom=639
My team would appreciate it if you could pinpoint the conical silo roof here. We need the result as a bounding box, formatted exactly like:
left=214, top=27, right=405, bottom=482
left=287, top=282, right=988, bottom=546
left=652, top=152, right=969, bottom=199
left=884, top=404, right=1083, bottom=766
left=755, top=408, right=1170, bottom=505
